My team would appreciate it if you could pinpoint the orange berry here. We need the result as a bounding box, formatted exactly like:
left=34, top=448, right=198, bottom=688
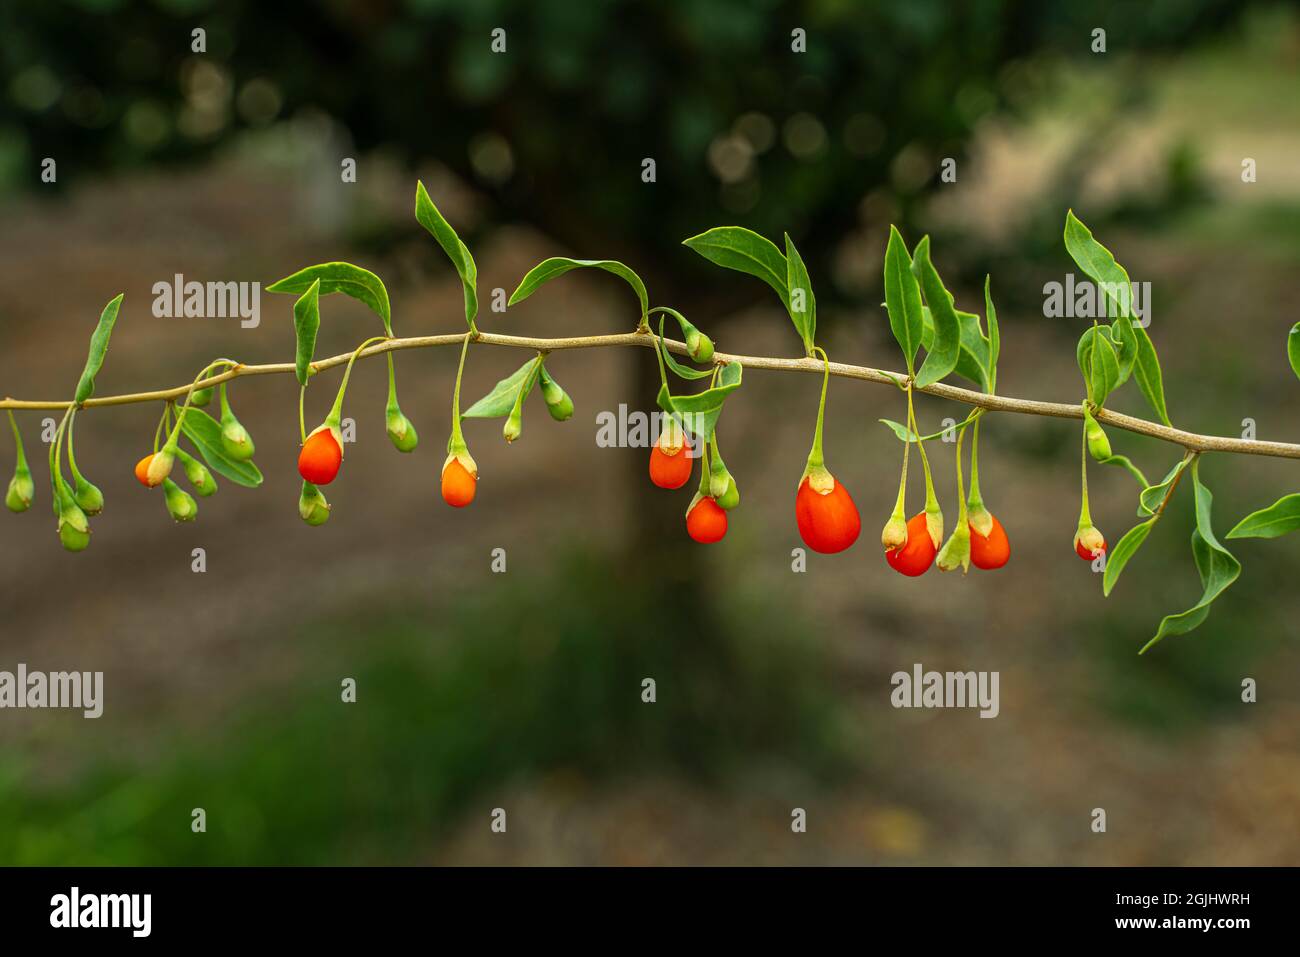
left=298, top=428, right=342, bottom=485
left=134, top=454, right=155, bottom=487
left=441, top=458, right=477, bottom=508
left=885, top=512, right=937, bottom=577
left=649, top=444, right=692, bottom=489
left=686, top=496, right=728, bottom=543
left=969, top=515, right=1010, bottom=570
left=794, top=476, right=861, bottom=554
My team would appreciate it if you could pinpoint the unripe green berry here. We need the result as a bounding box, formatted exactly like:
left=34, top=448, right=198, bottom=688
left=6, top=469, right=34, bottom=512
left=298, top=480, right=330, bottom=526
left=162, top=477, right=198, bottom=522
left=72, top=475, right=104, bottom=516
left=177, top=449, right=216, bottom=497
left=220, top=419, right=255, bottom=460
left=386, top=410, right=419, bottom=453
left=190, top=387, right=214, bottom=407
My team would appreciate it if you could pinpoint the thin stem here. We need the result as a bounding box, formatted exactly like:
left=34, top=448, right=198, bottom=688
left=806, top=346, right=831, bottom=469
left=6, top=410, right=26, bottom=470
left=449, top=331, right=472, bottom=449
left=907, top=383, right=938, bottom=511
left=327, top=336, right=389, bottom=424
left=967, top=414, right=985, bottom=510
left=1, top=330, right=1296, bottom=459
left=1078, top=422, right=1092, bottom=528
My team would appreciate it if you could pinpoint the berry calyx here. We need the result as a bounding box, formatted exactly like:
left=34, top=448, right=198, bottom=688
left=298, top=425, right=343, bottom=485
left=441, top=454, right=477, bottom=508
left=386, top=409, right=419, bottom=453
left=795, top=472, right=861, bottom=554
left=969, top=514, right=1010, bottom=570
left=885, top=511, right=937, bottom=577
left=686, top=494, right=728, bottom=543
left=139, top=448, right=175, bottom=487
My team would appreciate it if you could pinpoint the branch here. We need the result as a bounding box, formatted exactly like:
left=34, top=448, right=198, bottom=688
left=3, top=330, right=1297, bottom=460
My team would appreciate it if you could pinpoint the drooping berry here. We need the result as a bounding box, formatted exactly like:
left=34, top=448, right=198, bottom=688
left=298, top=426, right=343, bottom=485
left=134, top=454, right=154, bottom=486
left=649, top=422, right=692, bottom=490
left=6, top=468, right=34, bottom=512
left=969, top=514, right=1010, bottom=570
left=441, top=456, right=477, bottom=508
left=136, top=449, right=174, bottom=488
left=177, top=448, right=217, bottom=497
left=686, top=495, right=728, bottom=543
left=885, top=511, right=937, bottom=577
left=162, top=477, right=198, bottom=522
left=795, top=473, right=861, bottom=554
left=1074, top=525, right=1106, bottom=561
left=386, top=409, right=419, bottom=453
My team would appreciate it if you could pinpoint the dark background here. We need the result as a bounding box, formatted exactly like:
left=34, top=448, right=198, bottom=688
left=1, top=0, right=1298, bottom=864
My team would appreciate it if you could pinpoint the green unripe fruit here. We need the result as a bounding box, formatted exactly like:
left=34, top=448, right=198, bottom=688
left=177, top=449, right=216, bottom=497
left=72, top=475, right=104, bottom=516
left=716, top=475, right=740, bottom=510
left=298, top=481, right=330, bottom=526
left=687, top=329, right=714, bottom=364
left=220, top=418, right=255, bottom=460
left=1086, top=418, right=1112, bottom=460
left=503, top=405, right=523, bottom=443
left=386, top=410, right=419, bottom=453
left=539, top=367, right=574, bottom=421
left=59, top=520, right=90, bottom=552
left=162, top=477, right=198, bottom=522
left=190, top=387, right=214, bottom=407
left=6, top=469, right=34, bottom=512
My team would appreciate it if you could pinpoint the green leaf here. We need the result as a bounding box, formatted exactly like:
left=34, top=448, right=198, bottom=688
left=291, top=280, right=321, bottom=388
left=177, top=408, right=263, bottom=488
left=654, top=319, right=713, bottom=380
left=1099, top=453, right=1149, bottom=488
left=1077, top=326, right=1120, bottom=405
left=682, top=226, right=790, bottom=312
left=414, top=181, right=478, bottom=329
left=1063, top=211, right=1170, bottom=424
left=657, top=361, right=742, bottom=441
left=922, top=307, right=991, bottom=392
left=267, top=262, right=391, bottom=334
left=462, top=358, right=541, bottom=419
left=1226, top=492, right=1300, bottom=539
left=1288, top=323, right=1300, bottom=382
left=911, top=236, right=961, bottom=388
left=1103, top=516, right=1158, bottom=597
left=73, top=293, right=124, bottom=404
left=879, top=416, right=975, bottom=444
left=883, top=226, right=924, bottom=373
left=1138, top=457, right=1190, bottom=516
left=1141, top=461, right=1241, bottom=653
left=984, top=276, right=1000, bottom=384
left=784, top=233, right=816, bottom=353
left=508, top=257, right=647, bottom=325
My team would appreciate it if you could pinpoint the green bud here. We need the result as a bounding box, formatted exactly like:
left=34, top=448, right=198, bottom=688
left=177, top=448, right=216, bottom=497
left=881, top=513, right=908, bottom=550
left=386, top=409, right=419, bottom=453
left=538, top=366, right=574, bottom=422
left=6, top=468, right=34, bottom=512
left=687, top=329, right=714, bottom=364
left=503, top=405, right=523, bottom=443
left=162, top=477, right=198, bottom=522
left=936, top=522, right=971, bottom=574
left=925, top=505, right=944, bottom=552
left=72, top=475, right=104, bottom=516
left=715, top=475, right=740, bottom=510
left=219, top=383, right=255, bottom=460
left=59, top=519, right=90, bottom=552
left=1086, top=420, right=1111, bottom=460
left=190, top=387, right=214, bottom=407
left=298, top=480, right=330, bottom=526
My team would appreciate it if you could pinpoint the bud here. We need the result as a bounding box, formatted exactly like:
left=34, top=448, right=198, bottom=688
left=59, top=519, right=90, bottom=552
left=56, top=495, right=90, bottom=552
left=190, top=387, right=214, bottom=408
left=925, top=504, right=944, bottom=551
left=880, top=513, right=908, bottom=550
left=145, top=448, right=176, bottom=487
left=220, top=417, right=256, bottom=460
left=709, top=451, right=740, bottom=510
left=935, top=522, right=971, bottom=574
left=5, top=467, right=34, bottom=512
left=686, top=329, right=714, bottom=364
left=72, top=474, right=104, bottom=516
left=715, top=475, right=740, bottom=510
left=539, top=370, right=574, bottom=422
left=177, top=449, right=217, bottom=497
left=1085, top=416, right=1112, bottom=460
left=386, top=409, right=419, bottom=453
left=503, top=405, right=523, bottom=444
left=162, top=477, right=198, bottom=522
left=298, top=480, right=331, bottom=526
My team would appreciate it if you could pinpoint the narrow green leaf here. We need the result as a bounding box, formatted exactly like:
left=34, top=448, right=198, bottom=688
left=657, top=361, right=742, bottom=440
left=508, top=257, right=647, bottom=325
left=784, top=233, right=816, bottom=353
left=1226, top=492, right=1300, bottom=539
left=682, top=226, right=790, bottom=312
left=1131, top=323, right=1170, bottom=425
left=1141, top=461, right=1241, bottom=653
left=922, top=307, right=991, bottom=392
left=879, top=416, right=974, bottom=444
left=267, top=263, right=391, bottom=334
left=984, top=276, right=999, bottom=389
left=178, top=408, right=263, bottom=488
left=1103, top=516, right=1158, bottom=596
left=292, top=280, right=321, bottom=387
left=1098, top=453, right=1149, bottom=488
left=73, top=293, right=124, bottom=404
left=414, top=181, right=478, bottom=328
left=654, top=319, right=713, bottom=381
left=1288, top=323, right=1300, bottom=382
left=912, top=237, right=961, bottom=388
left=462, top=358, right=541, bottom=419
left=883, top=226, right=923, bottom=372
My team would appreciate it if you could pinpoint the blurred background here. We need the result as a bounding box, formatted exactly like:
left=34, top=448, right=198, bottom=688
left=2, top=0, right=1299, bottom=864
